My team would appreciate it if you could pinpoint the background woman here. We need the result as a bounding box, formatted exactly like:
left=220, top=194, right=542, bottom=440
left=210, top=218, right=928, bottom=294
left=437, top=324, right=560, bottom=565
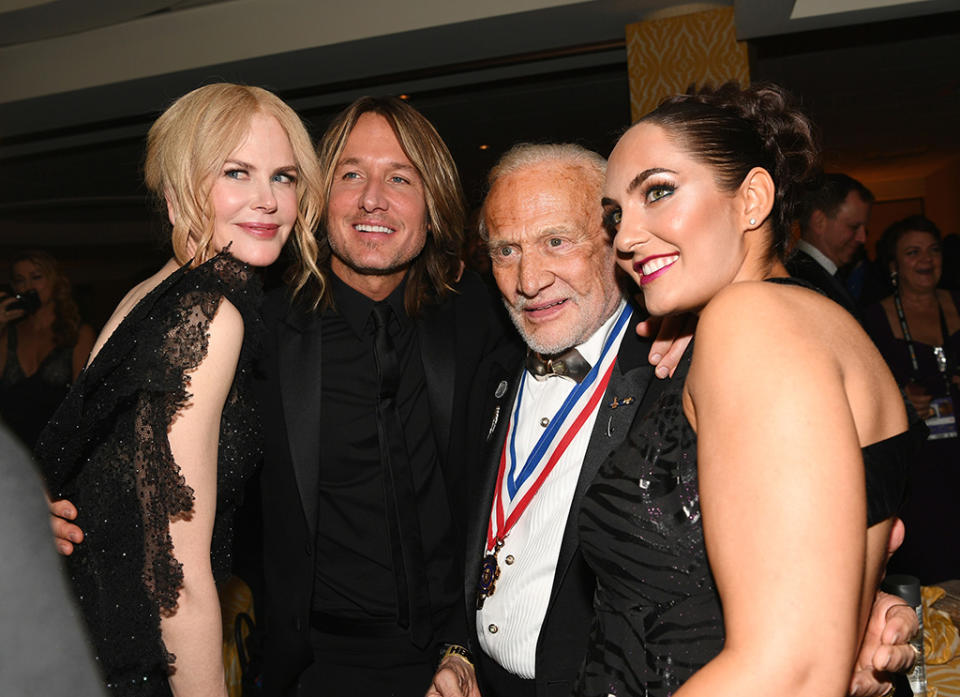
left=37, top=83, right=323, bottom=697
left=864, top=214, right=959, bottom=583
left=577, top=83, right=912, bottom=697
left=0, top=250, right=95, bottom=447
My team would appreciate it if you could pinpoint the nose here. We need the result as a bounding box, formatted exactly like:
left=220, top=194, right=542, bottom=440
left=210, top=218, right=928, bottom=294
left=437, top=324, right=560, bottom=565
left=854, top=225, right=867, bottom=244
left=613, top=213, right=648, bottom=256
left=253, top=178, right=278, bottom=213
left=517, top=251, right=554, bottom=298
left=360, top=177, right=388, bottom=212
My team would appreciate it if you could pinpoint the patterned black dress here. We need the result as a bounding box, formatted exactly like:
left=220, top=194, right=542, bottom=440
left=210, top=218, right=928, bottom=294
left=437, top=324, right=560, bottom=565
left=36, top=252, right=262, bottom=697
left=576, top=288, right=916, bottom=697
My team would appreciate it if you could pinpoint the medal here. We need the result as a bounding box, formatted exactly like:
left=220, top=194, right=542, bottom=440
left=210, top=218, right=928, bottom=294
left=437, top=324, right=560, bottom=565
left=476, top=539, right=504, bottom=609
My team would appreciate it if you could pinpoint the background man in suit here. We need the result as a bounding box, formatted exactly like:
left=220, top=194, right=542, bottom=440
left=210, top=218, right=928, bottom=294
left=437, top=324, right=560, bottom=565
left=253, top=96, right=509, bottom=696
left=787, top=172, right=875, bottom=317
left=428, top=145, right=919, bottom=697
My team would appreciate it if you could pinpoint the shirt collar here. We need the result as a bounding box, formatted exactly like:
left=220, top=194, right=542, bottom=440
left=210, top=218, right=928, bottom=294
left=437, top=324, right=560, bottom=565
left=330, top=271, right=409, bottom=339
left=796, top=239, right=838, bottom=275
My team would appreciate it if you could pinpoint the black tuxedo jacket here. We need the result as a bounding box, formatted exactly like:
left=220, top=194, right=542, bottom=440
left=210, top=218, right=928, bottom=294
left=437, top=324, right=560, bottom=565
left=254, top=272, right=511, bottom=697
left=785, top=249, right=862, bottom=322
left=463, top=309, right=667, bottom=697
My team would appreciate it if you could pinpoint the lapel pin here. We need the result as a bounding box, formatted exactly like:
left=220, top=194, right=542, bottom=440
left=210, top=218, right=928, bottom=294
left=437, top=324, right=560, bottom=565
left=609, top=396, right=635, bottom=409
left=495, top=380, right=508, bottom=399
left=486, top=405, right=501, bottom=441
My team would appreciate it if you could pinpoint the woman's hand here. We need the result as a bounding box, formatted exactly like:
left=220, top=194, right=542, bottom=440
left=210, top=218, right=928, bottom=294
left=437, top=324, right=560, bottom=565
left=0, top=294, right=26, bottom=328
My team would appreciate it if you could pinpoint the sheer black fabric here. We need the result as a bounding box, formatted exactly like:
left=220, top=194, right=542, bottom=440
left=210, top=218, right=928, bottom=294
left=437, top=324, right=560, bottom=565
left=36, top=251, right=262, bottom=697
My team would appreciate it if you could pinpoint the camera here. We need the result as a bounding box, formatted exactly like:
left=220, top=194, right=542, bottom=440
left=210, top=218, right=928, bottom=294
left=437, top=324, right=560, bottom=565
left=8, top=289, right=40, bottom=315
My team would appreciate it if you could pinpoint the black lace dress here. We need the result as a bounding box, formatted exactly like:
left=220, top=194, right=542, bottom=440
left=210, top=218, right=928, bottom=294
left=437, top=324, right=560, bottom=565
left=36, top=252, right=263, bottom=697
left=576, top=298, right=915, bottom=697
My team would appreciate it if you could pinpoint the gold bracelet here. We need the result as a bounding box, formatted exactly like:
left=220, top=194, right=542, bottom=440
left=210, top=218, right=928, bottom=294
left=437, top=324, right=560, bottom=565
left=441, top=644, right=474, bottom=667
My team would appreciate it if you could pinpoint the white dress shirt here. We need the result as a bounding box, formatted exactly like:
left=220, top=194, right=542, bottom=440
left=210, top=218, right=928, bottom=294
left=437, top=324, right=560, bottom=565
left=795, top=238, right=838, bottom=275
left=476, top=300, right=628, bottom=678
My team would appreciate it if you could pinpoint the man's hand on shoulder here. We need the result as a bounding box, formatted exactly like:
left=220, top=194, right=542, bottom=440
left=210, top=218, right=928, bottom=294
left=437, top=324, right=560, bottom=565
left=48, top=497, right=83, bottom=556
left=425, top=654, right=481, bottom=697
left=636, top=313, right=696, bottom=378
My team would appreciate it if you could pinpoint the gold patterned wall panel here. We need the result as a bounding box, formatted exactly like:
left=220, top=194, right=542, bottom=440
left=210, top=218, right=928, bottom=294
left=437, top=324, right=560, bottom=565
left=627, top=6, right=749, bottom=122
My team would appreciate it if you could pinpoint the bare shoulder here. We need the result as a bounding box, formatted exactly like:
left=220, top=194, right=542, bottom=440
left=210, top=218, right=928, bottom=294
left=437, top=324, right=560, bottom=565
left=695, top=280, right=827, bottom=359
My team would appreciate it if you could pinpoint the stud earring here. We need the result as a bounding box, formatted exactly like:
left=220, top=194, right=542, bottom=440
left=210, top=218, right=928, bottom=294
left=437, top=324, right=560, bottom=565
left=749, top=218, right=757, bottom=226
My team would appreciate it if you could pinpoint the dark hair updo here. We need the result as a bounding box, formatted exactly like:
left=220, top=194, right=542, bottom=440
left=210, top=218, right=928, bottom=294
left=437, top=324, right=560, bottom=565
left=640, top=82, right=820, bottom=261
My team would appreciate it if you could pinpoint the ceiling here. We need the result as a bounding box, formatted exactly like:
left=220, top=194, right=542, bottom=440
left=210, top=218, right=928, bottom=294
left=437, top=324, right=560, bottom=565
left=0, top=0, right=957, bottom=256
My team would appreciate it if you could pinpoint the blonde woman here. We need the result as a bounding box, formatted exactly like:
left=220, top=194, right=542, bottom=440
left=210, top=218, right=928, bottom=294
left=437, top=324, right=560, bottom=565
left=37, top=83, right=323, bottom=697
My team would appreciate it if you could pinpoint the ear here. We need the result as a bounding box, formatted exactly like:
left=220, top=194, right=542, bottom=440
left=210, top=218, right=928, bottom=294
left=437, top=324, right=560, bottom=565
left=808, top=208, right=827, bottom=237
left=739, top=167, right=774, bottom=232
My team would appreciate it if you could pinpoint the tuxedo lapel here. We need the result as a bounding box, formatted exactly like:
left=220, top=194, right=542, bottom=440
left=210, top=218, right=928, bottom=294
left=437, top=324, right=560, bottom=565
left=548, top=325, right=655, bottom=604
left=464, top=359, right=523, bottom=618
left=417, top=299, right=456, bottom=464
left=278, top=308, right=324, bottom=540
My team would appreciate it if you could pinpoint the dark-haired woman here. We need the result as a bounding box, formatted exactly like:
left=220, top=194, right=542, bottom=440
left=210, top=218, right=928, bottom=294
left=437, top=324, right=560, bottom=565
left=0, top=250, right=95, bottom=448
left=864, top=215, right=959, bottom=584
left=578, top=83, right=915, bottom=697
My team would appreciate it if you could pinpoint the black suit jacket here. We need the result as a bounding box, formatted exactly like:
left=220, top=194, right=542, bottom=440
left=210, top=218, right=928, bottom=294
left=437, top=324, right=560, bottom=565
left=463, top=308, right=666, bottom=697
left=255, top=272, right=511, bottom=697
left=785, top=249, right=862, bottom=322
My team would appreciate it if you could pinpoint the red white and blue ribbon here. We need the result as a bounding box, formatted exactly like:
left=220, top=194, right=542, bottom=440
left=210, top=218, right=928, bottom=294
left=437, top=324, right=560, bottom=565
left=486, top=304, right=632, bottom=553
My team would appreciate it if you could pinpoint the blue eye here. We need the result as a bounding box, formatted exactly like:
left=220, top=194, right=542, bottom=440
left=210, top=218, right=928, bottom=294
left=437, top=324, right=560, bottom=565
left=225, top=169, right=246, bottom=179
left=273, top=172, right=297, bottom=184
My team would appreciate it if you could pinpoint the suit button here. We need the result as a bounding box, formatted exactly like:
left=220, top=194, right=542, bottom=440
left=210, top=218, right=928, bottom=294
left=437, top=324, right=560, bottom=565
left=488, top=624, right=499, bottom=634
left=505, top=555, right=515, bottom=565
left=305, top=543, right=312, bottom=556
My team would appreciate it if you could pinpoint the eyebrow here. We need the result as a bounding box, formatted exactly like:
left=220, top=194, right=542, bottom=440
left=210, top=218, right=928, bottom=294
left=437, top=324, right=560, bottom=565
left=225, top=159, right=297, bottom=171
left=337, top=156, right=418, bottom=173
left=626, top=167, right=677, bottom=195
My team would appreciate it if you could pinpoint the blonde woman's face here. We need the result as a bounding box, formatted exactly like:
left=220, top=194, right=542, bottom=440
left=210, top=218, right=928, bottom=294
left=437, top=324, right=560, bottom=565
left=199, top=113, right=299, bottom=267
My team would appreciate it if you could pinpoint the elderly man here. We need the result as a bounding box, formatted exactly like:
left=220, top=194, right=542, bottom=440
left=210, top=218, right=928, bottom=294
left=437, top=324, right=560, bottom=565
left=428, top=144, right=917, bottom=697
left=787, top=172, right=875, bottom=318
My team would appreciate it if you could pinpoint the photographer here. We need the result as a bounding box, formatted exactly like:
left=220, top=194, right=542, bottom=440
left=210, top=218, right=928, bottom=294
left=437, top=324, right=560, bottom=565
left=0, top=250, right=94, bottom=448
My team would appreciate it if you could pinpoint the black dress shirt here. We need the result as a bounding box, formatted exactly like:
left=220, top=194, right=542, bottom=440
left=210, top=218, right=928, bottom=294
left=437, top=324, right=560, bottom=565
left=312, top=274, right=457, bottom=622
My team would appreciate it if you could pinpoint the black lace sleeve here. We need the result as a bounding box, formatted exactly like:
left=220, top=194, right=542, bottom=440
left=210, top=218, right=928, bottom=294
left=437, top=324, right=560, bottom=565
left=35, top=251, right=263, bottom=681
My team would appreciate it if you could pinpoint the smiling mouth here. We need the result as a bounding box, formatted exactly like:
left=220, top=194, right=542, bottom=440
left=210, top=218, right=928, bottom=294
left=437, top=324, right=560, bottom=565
left=523, top=298, right=567, bottom=314
left=238, top=223, right=279, bottom=238
left=638, top=254, right=679, bottom=276
left=354, top=223, right=394, bottom=234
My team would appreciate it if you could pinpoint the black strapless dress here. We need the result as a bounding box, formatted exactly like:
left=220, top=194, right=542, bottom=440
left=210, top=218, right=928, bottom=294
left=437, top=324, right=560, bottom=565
left=575, top=280, right=917, bottom=697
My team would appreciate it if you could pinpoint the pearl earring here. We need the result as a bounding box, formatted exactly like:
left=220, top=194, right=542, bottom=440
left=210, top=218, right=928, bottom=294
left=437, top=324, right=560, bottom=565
left=749, top=218, right=757, bottom=226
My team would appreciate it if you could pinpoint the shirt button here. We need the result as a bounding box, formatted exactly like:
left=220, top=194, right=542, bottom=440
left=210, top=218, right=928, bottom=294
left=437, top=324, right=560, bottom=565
left=505, top=555, right=515, bottom=565
left=539, top=417, right=549, bottom=427
left=488, top=624, right=499, bottom=634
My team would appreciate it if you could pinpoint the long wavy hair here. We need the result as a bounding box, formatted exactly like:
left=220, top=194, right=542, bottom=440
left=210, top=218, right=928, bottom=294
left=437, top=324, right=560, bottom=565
left=10, top=249, right=81, bottom=348
left=295, top=96, right=465, bottom=316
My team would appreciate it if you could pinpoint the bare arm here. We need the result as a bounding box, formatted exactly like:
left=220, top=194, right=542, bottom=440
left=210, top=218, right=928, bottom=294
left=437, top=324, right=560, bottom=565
left=676, top=285, right=891, bottom=697
left=160, top=298, right=243, bottom=697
